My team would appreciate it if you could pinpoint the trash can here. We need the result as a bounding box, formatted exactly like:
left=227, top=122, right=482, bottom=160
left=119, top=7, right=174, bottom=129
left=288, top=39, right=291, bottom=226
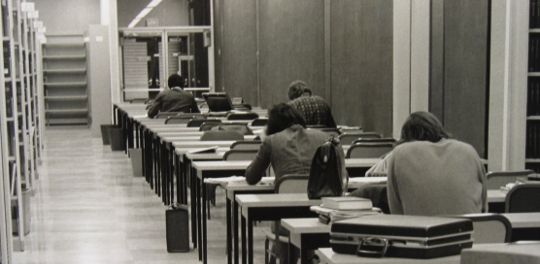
left=166, top=204, right=190, bottom=252
left=108, top=127, right=125, bottom=151
left=129, top=148, right=143, bottom=177
left=11, top=187, right=31, bottom=236
left=100, top=124, right=117, bottom=145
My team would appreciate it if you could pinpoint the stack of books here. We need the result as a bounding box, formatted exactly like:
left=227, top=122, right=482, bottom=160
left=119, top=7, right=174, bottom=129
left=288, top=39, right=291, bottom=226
left=311, top=196, right=380, bottom=224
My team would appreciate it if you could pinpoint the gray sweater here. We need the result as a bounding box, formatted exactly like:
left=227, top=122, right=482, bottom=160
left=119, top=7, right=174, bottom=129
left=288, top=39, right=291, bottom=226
left=245, top=125, right=331, bottom=185
left=387, top=139, right=487, bottom=216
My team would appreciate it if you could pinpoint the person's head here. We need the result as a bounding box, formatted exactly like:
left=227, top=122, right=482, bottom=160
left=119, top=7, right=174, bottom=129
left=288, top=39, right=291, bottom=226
left=168, top=74, right=185, bottom=89
left=398, top=111, right=451, bottom=145
left=287, top=80, right=311, bottom=100
left=266, top=103, right=307, bottom=135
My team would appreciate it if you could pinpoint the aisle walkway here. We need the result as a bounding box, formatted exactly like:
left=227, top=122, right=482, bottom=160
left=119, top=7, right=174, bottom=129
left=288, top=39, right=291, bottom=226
left=12, top=126, right=267, bottom=264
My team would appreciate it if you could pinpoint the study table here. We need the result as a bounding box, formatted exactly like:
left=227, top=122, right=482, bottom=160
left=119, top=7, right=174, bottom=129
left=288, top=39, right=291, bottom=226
left=236, top=193, right=321, bottom=264
left=191, top=158, right=383, bottom=263
left=315, top=247, right=461, bottom=264
left=216, top=177, right=387, bottom=264
left=229, top=189, right=511, bottom=264
left=282, top=212, right=540, bottom=264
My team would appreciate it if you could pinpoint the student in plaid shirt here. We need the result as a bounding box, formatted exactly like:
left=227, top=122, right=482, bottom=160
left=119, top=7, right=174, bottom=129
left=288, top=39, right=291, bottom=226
left=287, top=80, right=337, bottom=128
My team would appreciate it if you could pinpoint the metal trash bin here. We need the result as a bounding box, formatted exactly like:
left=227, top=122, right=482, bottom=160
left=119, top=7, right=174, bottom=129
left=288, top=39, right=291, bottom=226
left=100, top=124, right=116, bottom=145
left=108, top=127, right=125, bottom=151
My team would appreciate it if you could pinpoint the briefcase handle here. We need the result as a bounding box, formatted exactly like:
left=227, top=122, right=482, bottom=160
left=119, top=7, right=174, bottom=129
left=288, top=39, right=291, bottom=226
left=356, top=237, right=388, bottom=258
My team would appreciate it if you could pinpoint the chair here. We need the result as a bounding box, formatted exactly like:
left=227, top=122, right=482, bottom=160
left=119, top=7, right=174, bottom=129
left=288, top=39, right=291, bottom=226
left=154, top=112, right=179, bottom=119
left=165, top=114, right=203, bottom=124
left=199, top=120, right=223, bottom=131
left=338, top=132, right=383, bottom=145
left=218, top=123, right=254, bottom=135
left=130, top=98, right=147, bottom=104
left=264, top=174, right=310, bottom=264
left=230, top=140, right=262, bottom=150
left=200, top=131, right=244, bottom=141
left=223, top=149, right=258, bottom=161
left=449, top=213, right=512, bottom=243
left=505, top=182, right=540, bottom=213
left=486, top=170, right=535, bottom=190
left=186, top=118, right=218, bottom=128
left=351, top=137, right=397, bottom=145
left=346, top=142, right=394, bottom=159
left=250, top=118, right=268, bottom=127
left=226, top=112, right=259, bottom=120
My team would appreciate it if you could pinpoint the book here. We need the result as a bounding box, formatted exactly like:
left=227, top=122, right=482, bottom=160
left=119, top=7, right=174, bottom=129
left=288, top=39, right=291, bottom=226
left=187, top=146, right=219, bottom=154
left=320, top=196, right=372, bottom=210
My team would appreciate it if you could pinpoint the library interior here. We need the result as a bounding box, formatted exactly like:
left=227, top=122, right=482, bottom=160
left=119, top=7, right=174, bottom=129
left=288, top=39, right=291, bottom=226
left=1, top=0, right=540, bottom=264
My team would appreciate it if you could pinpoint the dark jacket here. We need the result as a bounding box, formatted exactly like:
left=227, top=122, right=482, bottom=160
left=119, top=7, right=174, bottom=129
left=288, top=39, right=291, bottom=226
left=147, top=87, right=200, bottom=118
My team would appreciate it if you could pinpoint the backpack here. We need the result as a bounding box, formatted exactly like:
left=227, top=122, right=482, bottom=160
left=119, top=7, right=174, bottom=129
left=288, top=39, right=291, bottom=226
left=307, top=135, right=349, bottom=199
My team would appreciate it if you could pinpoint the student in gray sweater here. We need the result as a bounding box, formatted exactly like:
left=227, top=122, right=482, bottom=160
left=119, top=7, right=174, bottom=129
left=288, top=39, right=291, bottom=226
left=350, top=111, right=487, bottom=216
left=387, top=111, right=487, bottom=215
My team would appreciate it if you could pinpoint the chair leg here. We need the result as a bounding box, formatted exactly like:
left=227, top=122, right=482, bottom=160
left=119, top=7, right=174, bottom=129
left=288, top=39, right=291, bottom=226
left=265, top=238, right=269, bottom=264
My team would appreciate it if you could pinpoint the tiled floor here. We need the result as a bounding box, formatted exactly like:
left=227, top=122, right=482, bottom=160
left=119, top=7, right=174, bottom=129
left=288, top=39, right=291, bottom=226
left=12, top=126, right=268, bottom=264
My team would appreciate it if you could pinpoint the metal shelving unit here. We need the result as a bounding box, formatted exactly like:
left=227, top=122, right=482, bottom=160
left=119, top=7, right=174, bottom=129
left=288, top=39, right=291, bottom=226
left=1, top=0, right=42, bottom=262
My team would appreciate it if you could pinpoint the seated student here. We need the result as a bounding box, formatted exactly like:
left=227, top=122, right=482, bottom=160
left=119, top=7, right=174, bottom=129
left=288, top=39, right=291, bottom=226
left=287, top=80, right=337, bottom=128
left=147, top=74, right=200, bottom=118
left=385, top=111, right=487, bottom=215
left=350, top=112, right=487, bottom=215
left=245, top=103, right=341, bottom=264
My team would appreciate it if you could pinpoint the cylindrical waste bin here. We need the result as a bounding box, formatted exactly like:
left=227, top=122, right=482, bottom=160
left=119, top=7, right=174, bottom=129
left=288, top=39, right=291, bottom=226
left=100, top=124, right=117, bottom=145
left=108, top=127, right=125, bottom=151
left=166, top=204, right=190, bottom=252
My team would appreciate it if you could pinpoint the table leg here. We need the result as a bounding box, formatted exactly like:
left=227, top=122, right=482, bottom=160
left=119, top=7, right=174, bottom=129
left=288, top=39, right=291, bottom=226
left=197, top=176, right=202, bottom=260
left=248, top=218, right=253, bottom=264
left=226, top=197, right=232, bottom=264
left=190, top=165, right=197, bottom=248
left=234, top=199, right=239, bottom=264
left=241, top=215, right=247, bottom=264
left=202, top=177, right=208, bottom=264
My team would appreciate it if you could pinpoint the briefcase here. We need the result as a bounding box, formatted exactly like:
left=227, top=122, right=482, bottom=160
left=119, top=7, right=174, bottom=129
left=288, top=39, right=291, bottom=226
left=330, top=214, right=473, bottom=259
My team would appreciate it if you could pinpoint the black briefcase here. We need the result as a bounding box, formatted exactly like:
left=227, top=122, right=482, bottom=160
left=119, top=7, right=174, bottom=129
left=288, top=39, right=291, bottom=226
left=330, top=214, right=473, bottom=259
left=166, top=204, right=190, bottom=253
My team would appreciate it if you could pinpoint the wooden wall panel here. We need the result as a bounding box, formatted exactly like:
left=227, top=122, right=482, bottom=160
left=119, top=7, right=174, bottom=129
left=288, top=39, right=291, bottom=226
left=214, top=0, right=258, bottom=105
left=258, top=0, right=326, bottom=109
left=330, top=0, right=393, bottom=136
left=443, top=0, right=489, bottom=157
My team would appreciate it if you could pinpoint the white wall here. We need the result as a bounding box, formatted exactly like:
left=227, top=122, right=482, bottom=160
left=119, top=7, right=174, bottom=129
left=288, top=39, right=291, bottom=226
left=33, top=0, right=100, bottom=35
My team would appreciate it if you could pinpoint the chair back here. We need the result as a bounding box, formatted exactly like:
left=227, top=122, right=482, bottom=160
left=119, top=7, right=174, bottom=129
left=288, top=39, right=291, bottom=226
left=352, top=138, right=397, bottom=145
left=200, top=131, right=244, bottom=141
left=199, top=121, right=222, bottom=131
left=226, top=112, right=259, bottom=120
left=250, top=118, right=268, bottom=127
left=155, top=112, right=179, bottom=119
left=218, top=123, right=254, bottom=135
left=164, top=114, right=202, bottom=124
left=505, top=183, right=540, bottom=213
left=450, top=213, right=512, bottom=243
left=230, top=140, right=262, bottom=150
left=338, top=132, right=383, bottom=145
left=186, top=118, right=217, bottom=127
left=223, top=149, right=258, bottom=161
left=346, top=142, right=394, bottom=159
left=274, top=174, right=310, bottom=194
left=486, top=170, right=535, bottom=190
left=130, top=98, right=147, bottom=104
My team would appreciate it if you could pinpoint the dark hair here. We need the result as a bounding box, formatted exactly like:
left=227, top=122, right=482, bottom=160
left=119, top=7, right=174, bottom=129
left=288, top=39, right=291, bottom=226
left=266, top=103, right=307, bottom=135
left=287, top=80, right=310, bottom=100
left=398, top=111, right=451, bottom=145
left=168, top=74, right=185, bottom=89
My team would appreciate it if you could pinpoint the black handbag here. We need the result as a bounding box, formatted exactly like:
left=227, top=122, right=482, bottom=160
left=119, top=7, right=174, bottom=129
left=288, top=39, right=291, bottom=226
left=307, top=135, right=348, bottom=199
